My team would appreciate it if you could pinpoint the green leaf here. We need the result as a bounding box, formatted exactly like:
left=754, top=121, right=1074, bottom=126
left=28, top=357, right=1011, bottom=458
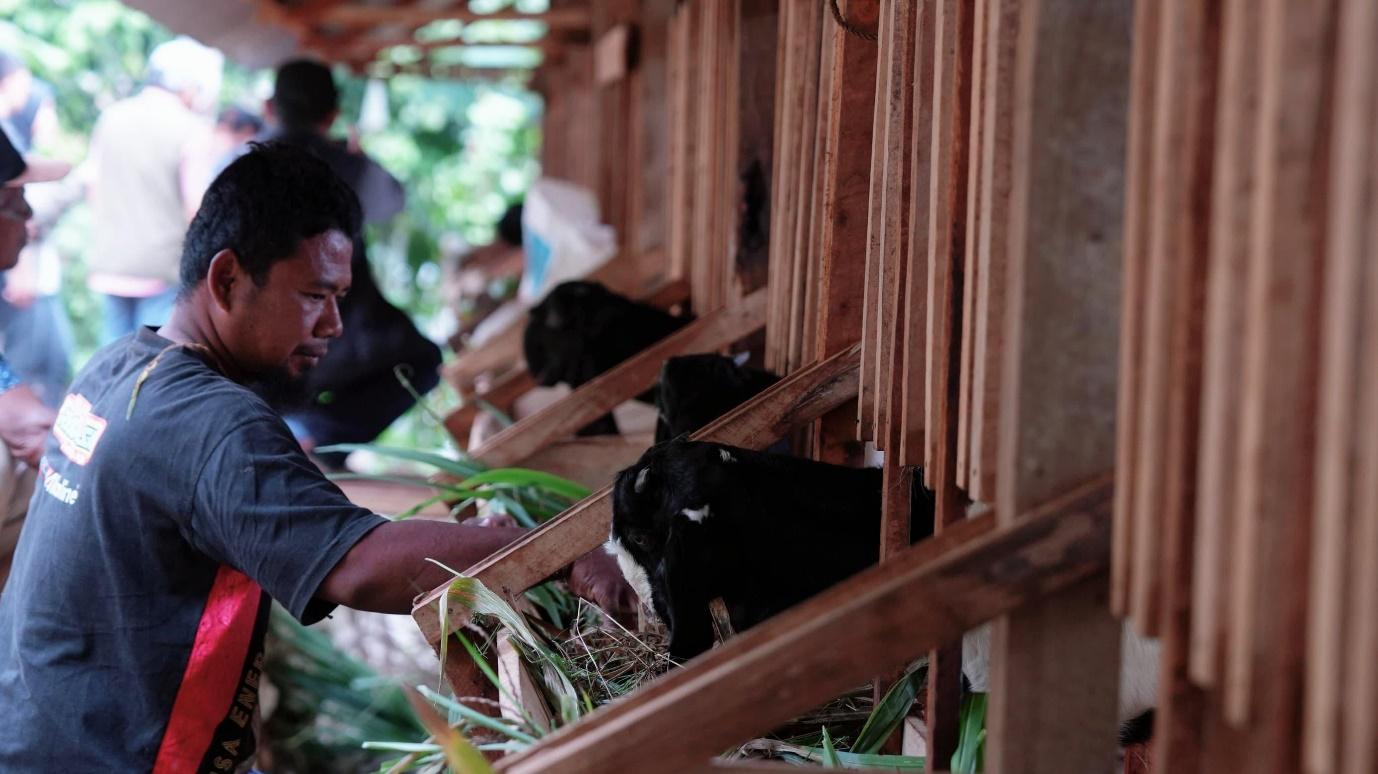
left=316, top=443, right=483, bottom=478
left=821, top=727, right=844, bottom=768
left=460, top=467, right=592, bottom=502
left=951, top=692, right=987, bottom=774
left=852, top=662, right=926, bottom=754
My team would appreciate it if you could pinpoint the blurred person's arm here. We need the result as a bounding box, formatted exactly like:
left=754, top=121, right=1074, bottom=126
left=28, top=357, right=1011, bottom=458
left=0, top=358, right=54, bottom=468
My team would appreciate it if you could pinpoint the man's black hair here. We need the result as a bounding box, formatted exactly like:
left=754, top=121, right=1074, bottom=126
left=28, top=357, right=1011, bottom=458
left=270, top=59, right=339, bottom=131
left=497, top=201, right=524, bottom=247
left=180, top=141, right=362, bottom=294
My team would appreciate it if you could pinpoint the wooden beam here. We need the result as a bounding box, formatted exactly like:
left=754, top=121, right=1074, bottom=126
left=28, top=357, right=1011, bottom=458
left=444, top=369, right=537, bottom=447
left=414, top=342, right=864, bottom=648
left=985, top=1, right=1132, bottom=773
left=318, top=6, right=591, bottom=30
left=496, top=476, right=1111, bottom=774
left=470, top=288, right=767, bottom=469
left=519, top=435, right=653, bottom=489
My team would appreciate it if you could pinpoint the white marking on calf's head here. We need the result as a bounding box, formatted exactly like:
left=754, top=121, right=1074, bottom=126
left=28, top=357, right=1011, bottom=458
left=718, top=449, right=735, bottom=463
left=680, top=504, right=711, bottom=523
left=634, top=466, right=650, bottom=494
left=604, top=535, right=655, bottom=612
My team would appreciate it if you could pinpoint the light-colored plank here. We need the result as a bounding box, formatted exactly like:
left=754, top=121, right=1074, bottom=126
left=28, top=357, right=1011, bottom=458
left=1223, top=2, right=1335, bottom=754
left=897, top=0, right=938, bottom=469
left=966, top=0, right=1018, bottom=503
left=413, top=342, right=865, bottom=647
left=520, top=435, right=655, bottom=489
left=499, top=479, right=1111, bottom=774
left=783, top=2, right=824, bottom=374
left=668, top=7, right=699, bottom=285
left=471, top=289, right=767, bottom=469
left=1111, top=0, right=1160, bottom=621
left=1306, top=0, right=1376, bottom=769
left=497, top=630, right=555, bottom=732
left=986, top=2, right=1132, bottom=772
left=444, top=368, right=535, bottom=447
left=856, top=0, right=894, bottom=439
left=1188, top=0, right=1260, bottom=688
left=764, top=1, right=804, bottom=371
left=953, top=0, right=986, bottom=490
left=318, top=5, right=591, bottom=29
left=811, top=0, right=880, bottom=465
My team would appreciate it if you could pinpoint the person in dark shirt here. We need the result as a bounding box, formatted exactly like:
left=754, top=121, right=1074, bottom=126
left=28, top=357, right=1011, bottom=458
left=0, top=143, right=632, bottom=772
left=250, top=58, right=442, bottom=470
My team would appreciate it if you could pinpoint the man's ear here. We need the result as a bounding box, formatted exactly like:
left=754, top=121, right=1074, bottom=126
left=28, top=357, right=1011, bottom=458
left=206, top=248, right=244, bottom=313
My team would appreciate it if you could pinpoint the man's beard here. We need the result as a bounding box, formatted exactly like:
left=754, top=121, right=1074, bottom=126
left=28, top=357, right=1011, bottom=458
left=248, top=365, right=314, bottom=412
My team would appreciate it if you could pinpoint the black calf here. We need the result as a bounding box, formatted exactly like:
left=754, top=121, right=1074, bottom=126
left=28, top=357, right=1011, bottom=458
left=654, top=354, right=780, bottom=443
left=524, top=281, right=690, bottom=435
left=608, top=439, right=934, bottom=661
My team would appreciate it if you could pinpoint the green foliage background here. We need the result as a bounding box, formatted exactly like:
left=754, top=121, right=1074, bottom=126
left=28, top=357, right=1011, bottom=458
left=1, top=0, right=541, bottom=448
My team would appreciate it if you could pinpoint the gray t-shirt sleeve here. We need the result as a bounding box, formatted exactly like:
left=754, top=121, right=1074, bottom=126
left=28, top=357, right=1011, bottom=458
left=189, top=417, right=387, bottom=624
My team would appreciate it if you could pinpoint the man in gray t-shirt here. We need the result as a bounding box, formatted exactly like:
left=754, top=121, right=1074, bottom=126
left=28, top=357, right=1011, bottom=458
left=0, top=143, right=633, bottom=772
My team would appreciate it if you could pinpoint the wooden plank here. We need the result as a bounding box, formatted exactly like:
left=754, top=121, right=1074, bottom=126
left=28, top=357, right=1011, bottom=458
left=336, top=478, right=453, bottom=519
left=1188, top=0, right=1260, bottom=688
left=497, top=631, right=556, bottom=733
left=498, top=478, right=1111, bottom=774
left=783, top=2, right=824, bottom=374
left=444, top=317, right=527, bottom=393
left=922, top=0, right=973, bottom=484
left=1223, top=1, right=1335, bottom=755
left=764, top=1, right=803, bottom=371
left=319, top=5, right=591, bottom=30
left=873, top=0, right=920, bottom=450
left=811, top=0, right=879, bottom=465
left=413, top=342, right=865, bottom=647
left=855, top=0, right=893, bottom=441
left=1342, top=167, right=1378, bottom=774
left=595, top=24, right=632, bottom=85
left=731, top=0, right=780, bottom=301
left=1305, top=0, right=1376, bottom=769
left=897, top=0, right=938, bottom=469
left=953, top=0, right=986, bottom=491
left=1148, top=0, right=1220, bottom=768
left=797, top=11, right=832, bottom=367
left=965, top=0, right=1018, bottom=504
left=668, top=6, right=699, bottom=285
left=985, top=2, right=1132, bottom=772
left=470, top=289, right=768, bottom=469
left=1111, top=0, right=1160, bottom=622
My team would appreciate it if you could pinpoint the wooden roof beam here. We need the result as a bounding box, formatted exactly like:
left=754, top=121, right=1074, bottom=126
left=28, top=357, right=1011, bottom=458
left=317, top=5, right=591, bottom=30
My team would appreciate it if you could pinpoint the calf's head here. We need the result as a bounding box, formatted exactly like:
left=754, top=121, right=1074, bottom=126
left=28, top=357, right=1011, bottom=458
left=608, top=439, right=737, bottom=660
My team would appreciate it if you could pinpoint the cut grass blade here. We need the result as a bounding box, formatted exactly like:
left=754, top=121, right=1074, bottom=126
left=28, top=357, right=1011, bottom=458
left=403, top=686, right=498, bottom=773
left=951, top=692, right=987, bottom=774
left=852, top=661, right=926, bottom=754
left=821, top=727, right=843, bottom=768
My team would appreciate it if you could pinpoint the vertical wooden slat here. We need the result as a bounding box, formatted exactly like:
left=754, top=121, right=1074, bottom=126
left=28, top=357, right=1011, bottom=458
left=800, top=20, right=834, bottom=368
left=922, top=0, right=972, bottom=487
left=784, top=2, right=824, bottom=374
left=1223, top=5, right=1335, bottom=761
left=965, top=0, right=1016, bottom=505
left=765, top=0, right=799, bottom=370
left=856, top=0, right=893, bottom=440
left=1341, top=169, right=1378, bottom=774
left=1110, top=0, right=1159, bottom=619
left=1147, top=0, right=1220, bottom=769
left=985, top=2, right=1132, bottom=772
left=1305, top=0, right=1376, bottom=768
left=953, top=0, right=987, bottom=491
left=1188, top=0, right=1259, bottom=688
left=898, top=0, right=937, bottom=471
left=812, top=0, right=880, bottom=466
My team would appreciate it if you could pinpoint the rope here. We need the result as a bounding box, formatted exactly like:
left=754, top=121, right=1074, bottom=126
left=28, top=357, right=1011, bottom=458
left=829, top=0, right=879, bottom=42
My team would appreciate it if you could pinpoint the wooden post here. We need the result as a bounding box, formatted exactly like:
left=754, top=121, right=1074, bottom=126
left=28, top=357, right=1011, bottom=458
left=984, top=1, right=1132, bottom=773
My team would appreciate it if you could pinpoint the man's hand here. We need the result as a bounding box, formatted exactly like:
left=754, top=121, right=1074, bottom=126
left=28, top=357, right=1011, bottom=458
left=0, top=385, right=55, bottom=467
left=568, top=548, right=639, bottom=620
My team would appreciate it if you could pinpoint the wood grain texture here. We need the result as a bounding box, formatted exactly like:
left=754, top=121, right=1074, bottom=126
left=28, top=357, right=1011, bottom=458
left=986, top=2, right=1131, bottom=772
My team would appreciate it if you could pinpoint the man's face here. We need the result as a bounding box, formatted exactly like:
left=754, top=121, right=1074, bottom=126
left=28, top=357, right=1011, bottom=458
left=222, top=230, right=352, bottom=384
left=0, top=187, right=32, bottom=271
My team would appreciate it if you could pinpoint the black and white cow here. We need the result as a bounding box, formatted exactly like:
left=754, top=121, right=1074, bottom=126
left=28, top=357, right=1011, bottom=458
left=654, top=354, right=780, bottom=443
left=608, top=439, right=934, bottom=660
left=607, top=438, right=1158, bottom=750
left=523, top=281, right=690, bottom=435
